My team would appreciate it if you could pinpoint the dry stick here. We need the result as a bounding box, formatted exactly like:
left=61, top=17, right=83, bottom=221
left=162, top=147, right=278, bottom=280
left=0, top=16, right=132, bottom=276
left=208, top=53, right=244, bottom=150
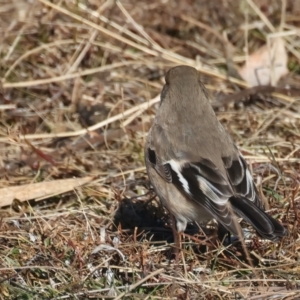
left=0, top=104, right=16, bottom=110
left=0, top=95, right=160, bottom=142
left=116, top=0, right=159, bottom=47
left=181, top=14, right=243, bottom=81
left=113, top=268, right=164, bottom=300
left=63, top=2, right=110, bottom=74
left=4, top=39, right=147, bottom=81
left=248, top=292, right=297, bottom=300
left=36, top=0, right=245, bottom=84
left=249, top=100, right=297, bottom=141
left=227, top=204, right=258, bottom=279
left=4, top=25, right=25, bottom=61
left=75, top=1, right=151, bottom=46
left=3, top=0, right=293, bottom=106
left=2, top=61, right=136, bottom=88
left=246, top=0, right=275, bottom=31
left=3, top=0, right=295, bottom=107
left=247, top=0, right=300, bottom=61
left=214, top=86, right=299, bottom=108
left=66, top=30, right=99, bottom=75
left=38, top=0, right=158, bottom=56
left=181, top=14, right=234, bottom=47
left=4, top=40, right=74, bottom=79
left=280, top=0, right=287, bottom=31
left=159, top=274, right=231, bottom=294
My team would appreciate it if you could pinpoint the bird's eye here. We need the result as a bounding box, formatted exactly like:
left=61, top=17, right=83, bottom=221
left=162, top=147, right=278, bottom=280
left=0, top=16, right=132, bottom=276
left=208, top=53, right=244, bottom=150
left=148, top=148, right=156, bottom=165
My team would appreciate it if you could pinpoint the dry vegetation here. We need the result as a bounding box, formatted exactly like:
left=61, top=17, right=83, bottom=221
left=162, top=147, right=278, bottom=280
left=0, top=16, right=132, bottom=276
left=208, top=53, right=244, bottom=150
left=0, top=0, right=300, bottom=299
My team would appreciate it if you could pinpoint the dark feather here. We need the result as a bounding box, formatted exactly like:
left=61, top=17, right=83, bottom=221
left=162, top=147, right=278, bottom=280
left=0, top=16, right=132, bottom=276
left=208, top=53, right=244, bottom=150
left=229, top=196, right=287, bottom=240
left=223, top=154, right=262, bottom=208
left=193, top=159, right=228, bottom=185
left=165, top=157, right=287, bottom=239
left=222, top=156, right=244, bottom=186
left=147, top=148, right=172, bottom=183
left=167, top=161, right=239, bottom=235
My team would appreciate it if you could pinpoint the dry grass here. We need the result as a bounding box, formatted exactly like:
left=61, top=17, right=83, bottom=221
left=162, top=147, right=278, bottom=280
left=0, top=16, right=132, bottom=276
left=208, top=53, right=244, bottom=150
left=0, top=0, right=300, bottom=299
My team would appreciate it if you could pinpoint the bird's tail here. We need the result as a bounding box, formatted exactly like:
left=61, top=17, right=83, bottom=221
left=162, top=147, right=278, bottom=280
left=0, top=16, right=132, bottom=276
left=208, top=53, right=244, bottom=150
left=229, top=196, right=288, bottom=241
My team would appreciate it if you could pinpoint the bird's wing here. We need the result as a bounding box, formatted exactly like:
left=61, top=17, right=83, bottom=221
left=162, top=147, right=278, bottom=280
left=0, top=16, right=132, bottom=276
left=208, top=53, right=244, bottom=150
left=164, top=158, right=239, bottom=232
left=222, top=153, right=264, bottom=209
left=222, top=153, right=287, bottom=239
left=145, top=125, right=239, bottom=234
left=146, top=124, right=287, bottom=239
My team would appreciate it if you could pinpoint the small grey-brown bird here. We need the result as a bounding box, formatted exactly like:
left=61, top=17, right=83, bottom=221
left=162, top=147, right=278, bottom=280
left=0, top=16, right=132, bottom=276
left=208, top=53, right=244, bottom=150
left=144, top=65, right=287, bottom=246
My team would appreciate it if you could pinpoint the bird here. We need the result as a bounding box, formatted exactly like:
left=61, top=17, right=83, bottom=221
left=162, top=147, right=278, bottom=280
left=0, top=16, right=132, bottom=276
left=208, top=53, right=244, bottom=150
left=144, top=65, right=288, bottom=249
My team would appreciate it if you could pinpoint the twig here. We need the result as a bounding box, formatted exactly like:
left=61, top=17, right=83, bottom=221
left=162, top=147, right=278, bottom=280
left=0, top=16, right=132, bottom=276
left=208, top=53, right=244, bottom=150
left=114, top=268, right=164, bottom=300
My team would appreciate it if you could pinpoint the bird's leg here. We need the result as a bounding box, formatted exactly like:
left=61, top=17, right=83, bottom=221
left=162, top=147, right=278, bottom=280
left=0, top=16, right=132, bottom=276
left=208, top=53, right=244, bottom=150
left=171, top=215, right=182, bottom=259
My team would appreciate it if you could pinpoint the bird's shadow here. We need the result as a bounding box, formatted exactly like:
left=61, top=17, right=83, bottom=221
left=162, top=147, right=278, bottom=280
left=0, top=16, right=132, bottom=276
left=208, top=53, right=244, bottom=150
left=113, top=195, right=176, bottom=243
left=112, top=193, right=215, bottom=252
left=112, top=192, right=260, bottom=266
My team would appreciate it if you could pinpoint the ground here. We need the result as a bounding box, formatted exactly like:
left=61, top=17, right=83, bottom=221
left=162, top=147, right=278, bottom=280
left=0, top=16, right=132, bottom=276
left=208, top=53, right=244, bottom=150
left=0, top=0, right=300, bottom=299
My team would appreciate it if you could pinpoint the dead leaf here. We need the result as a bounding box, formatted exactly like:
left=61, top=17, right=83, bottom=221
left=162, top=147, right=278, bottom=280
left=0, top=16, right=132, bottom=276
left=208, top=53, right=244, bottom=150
left=0, top=177, right=93, bottom=207
left=239, top=37, right=288, bottom=86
